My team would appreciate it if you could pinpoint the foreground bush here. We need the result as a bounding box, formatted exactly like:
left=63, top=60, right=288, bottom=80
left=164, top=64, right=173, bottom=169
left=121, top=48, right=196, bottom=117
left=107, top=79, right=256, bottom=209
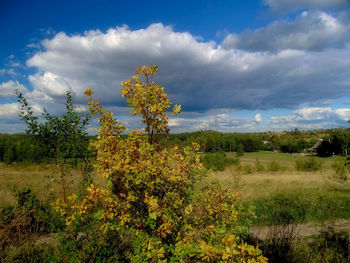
left=57, top=66, right=267, bottom=262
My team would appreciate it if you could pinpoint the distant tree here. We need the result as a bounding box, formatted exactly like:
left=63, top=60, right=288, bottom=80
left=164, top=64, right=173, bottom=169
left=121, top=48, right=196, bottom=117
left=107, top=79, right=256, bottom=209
left=236, top=143, right=245, bottom=157
left=318, top=130, right=350, bottom=157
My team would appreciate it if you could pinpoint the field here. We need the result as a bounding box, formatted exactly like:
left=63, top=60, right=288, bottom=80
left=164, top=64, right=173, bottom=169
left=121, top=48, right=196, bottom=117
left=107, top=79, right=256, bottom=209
left=204, top=152, right=350, bottom=226
left=2, top=152, right=350, bottom=225
left=1, top=151, right=350, bottom=262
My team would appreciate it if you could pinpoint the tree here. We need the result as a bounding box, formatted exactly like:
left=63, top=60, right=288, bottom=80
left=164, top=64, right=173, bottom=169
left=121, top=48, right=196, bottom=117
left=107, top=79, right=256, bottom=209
left=236, top=143, right=245, bottom=157
left=17, top=91, right=92, bottom=201
left=58, top=66, right=266, bottom=262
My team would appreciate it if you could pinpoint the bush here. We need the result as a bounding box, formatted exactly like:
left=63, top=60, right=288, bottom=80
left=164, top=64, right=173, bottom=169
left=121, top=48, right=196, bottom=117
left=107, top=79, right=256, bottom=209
left=331, top=156, right=348, bottom=182
left=243, top=163, right=255, bottom=174
left=236, top=143, right=245, bottom=157
left=292, top=226, right=350, bottom=263
left=56, top=66, right=267, bottom=262
left=201, top=152, right=237, bottom=171
left=295, top=157, right=323, bottom=172
left=267, top=161, right=282, bottom=171
left=0, top=188, right=63, bottom=250
left=255, top=158, right=265, bottom=171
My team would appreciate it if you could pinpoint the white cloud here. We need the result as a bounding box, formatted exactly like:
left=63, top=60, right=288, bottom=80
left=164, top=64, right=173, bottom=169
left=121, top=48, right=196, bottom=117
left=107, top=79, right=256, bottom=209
left=0, top=103, right=19, bottom=120
left=335, top=108, right=350, bottom=120
left=2, top=22, right=350, bottom=133
left=264, top=0, right=349, bottom=12
left=169, top=113, right=262, bottom=133
left=28, top=72, right=72, bottom=99
left=222, top=11, right=350, bottom=52
left=17, top=23, right=350, bottom=115
left=255, top=113, right=262, bottom=123
left=268, top=107, right=350, bottom=130
left=0, top=80, right=28, bottom=98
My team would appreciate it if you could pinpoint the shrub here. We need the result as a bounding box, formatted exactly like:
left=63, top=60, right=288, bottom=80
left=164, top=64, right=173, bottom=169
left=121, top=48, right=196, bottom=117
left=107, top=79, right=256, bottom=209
left=267, top=160, right=282, bottom=171
left=249, top=193, right=309, bottom=262
left=243, top=163, right=255, bottom=174
left=255, top=158, right=265, bottom=171
left=292, top=226, right=350, bottom=263
left=201, top=152, right=237, bottom=171
left=0, top=188, right=63, bottom=250
left=57, top=66, right=267, bottom=262
left=331, top=156, right=348, bottom=182
left=295, top=157, right=323, bottom=172
left=236, top=143, right=245, bottom=157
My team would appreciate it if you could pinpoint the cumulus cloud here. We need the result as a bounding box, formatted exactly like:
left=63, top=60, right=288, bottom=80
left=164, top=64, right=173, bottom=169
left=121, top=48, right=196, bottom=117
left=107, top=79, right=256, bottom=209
left=255, top=113, right=262, bottom=123
left=169, top=113, right=263, bottom=133
left=268, top=107, right=350, bottom=130
left=264, top=0, right=349, bottom=12
left=18, top=23, right=350, bottom=116
left=2, top=22, right=350, bottom=133
left=0, top=80, right=28, bottom=98
left=0, top=103, right=20, bottom=120
left=222, top=11, right=350, bottom=52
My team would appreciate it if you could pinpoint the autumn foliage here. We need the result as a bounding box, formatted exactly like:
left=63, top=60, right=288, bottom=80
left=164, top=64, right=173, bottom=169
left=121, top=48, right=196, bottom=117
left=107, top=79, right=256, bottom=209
left=58, top=66, right=267, bottom=262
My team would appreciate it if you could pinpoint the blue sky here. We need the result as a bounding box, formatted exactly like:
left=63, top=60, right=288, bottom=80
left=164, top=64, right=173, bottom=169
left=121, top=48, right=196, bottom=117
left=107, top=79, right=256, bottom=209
left=1, top=0, right=350, bottom=133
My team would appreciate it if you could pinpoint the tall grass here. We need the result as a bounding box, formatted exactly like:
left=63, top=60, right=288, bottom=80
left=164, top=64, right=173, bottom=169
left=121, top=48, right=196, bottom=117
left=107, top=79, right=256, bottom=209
left=295, top=157, right=323, bottom=172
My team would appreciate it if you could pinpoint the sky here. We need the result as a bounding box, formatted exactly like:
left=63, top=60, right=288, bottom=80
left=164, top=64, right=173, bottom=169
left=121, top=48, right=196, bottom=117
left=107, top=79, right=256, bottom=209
left=1, top=0, right=350, bottom=134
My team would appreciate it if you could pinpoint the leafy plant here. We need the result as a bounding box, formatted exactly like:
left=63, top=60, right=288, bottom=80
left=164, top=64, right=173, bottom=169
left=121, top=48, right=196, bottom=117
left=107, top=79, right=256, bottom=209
left=201, top=151, right=236, bottom=171
left=17, top=91, right=93, bottom=201
left=58, top=65, right=267, bottom=262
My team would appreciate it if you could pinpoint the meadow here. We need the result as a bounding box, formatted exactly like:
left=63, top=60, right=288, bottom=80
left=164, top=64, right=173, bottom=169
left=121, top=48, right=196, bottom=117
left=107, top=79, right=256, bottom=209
left=209, top=152, right=350, bottom=225
left=1, top=152, right=350, bottom=262
left=2, top=152, right=350, bottom=226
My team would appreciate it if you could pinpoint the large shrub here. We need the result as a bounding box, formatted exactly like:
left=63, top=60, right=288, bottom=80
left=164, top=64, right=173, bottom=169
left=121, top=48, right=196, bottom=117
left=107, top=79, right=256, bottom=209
left=201, top=151, right=237, bottom=171
left=58, top=66, right=267, bottom=262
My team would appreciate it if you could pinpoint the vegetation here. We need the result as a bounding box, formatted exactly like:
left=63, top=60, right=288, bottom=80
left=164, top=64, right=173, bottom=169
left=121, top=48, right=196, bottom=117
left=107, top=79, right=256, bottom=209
left=2, top=66, right=350, bottom=261
left=3, top=65, right=264, bottom=262
left=201, top=151, right=238, bottom=171
left=295, top=157, right=323, bottom=172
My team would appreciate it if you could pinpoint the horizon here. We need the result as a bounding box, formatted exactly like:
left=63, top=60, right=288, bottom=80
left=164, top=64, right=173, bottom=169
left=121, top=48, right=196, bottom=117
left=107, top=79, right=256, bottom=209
left=1, top=0, right=350, bottom=134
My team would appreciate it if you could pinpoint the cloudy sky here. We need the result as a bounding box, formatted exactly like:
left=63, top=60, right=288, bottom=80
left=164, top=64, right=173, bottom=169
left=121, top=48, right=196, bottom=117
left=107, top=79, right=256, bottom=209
left=1, top=0, right=350, bottom=133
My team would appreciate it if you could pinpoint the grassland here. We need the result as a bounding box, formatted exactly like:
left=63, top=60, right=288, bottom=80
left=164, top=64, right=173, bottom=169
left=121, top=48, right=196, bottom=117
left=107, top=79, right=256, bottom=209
left=0, top=163, right=101, bottom=208
left=1, top=152, right=350, bottom=227
left=207, top=152, right=350, bottom=225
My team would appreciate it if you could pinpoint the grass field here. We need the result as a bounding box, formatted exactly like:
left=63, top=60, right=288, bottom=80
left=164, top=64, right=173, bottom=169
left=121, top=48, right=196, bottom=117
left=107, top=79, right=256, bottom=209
left=0, top=163, right=100, bottom=208
left=207, top=152, right=350, bottom=225
left=1, top=152, right=350, bottom=226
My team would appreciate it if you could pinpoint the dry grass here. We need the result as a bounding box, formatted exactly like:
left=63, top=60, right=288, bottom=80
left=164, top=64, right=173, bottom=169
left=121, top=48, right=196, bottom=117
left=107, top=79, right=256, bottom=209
left=0, top=163, right=101, bottom=208
left=213, top=169, right=333, bottom=200
left=209, top=152, right=349, bottom=201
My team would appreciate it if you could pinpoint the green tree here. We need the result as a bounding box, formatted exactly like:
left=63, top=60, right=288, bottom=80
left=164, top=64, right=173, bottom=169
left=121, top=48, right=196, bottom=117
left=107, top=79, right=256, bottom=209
left=17, top=91, right=92, bottom=201
left=236, top=143, right=245, bottom=157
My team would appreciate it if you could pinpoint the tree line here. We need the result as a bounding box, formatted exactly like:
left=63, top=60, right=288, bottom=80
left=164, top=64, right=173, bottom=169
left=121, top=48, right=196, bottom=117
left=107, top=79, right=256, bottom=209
left=2, top=127, right=350, bottom=164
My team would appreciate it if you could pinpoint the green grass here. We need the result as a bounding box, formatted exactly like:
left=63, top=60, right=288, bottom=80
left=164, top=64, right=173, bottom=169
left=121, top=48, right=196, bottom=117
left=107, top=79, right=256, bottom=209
left=2, top=152, right=350, bottom=228
left=211, top=152, right=350, bottom=226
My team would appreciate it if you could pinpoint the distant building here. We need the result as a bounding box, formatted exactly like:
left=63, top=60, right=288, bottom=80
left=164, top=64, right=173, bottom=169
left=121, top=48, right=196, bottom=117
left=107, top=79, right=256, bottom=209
left=305, top=139, right=323, bottom=155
